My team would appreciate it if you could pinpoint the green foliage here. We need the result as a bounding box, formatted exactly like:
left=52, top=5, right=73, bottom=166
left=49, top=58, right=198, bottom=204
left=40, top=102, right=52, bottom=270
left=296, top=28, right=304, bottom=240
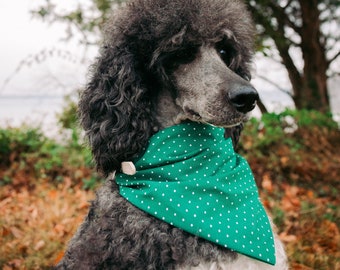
left=0, top=127, right=46, bottom=167
left=241, top=109, right=338, bottom=151
left=31, top=0, right=123, bottom=45
left=82, top=176, right=101, bottom=190
left=238, top=109, right=340, bottom=187
left=57, top=94, right=78, bottom=129
left=280, top=109, right=338, bottom=129
left=56, top=94, right=94, bottom=167
left=323, top=204, right=340, bottom=223
left=0, top=124, right=97, bottom=187
left=272, top=205, right=285, bottom=228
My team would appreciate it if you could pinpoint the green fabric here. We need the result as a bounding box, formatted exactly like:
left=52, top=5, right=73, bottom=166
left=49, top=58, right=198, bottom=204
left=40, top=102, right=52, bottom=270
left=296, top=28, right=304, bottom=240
left=116, top=122, right=276, bottom=265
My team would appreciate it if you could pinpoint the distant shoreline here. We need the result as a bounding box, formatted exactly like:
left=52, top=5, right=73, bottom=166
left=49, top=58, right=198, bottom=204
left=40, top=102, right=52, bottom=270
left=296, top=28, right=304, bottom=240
left=0, top=91, right=339, bottom=139
left=0, top=95, right=66, bottom=137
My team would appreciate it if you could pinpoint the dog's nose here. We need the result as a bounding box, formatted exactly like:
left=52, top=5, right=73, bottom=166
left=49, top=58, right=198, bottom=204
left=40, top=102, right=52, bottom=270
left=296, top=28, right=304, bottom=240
left=229, top=86, right=259, bottom=113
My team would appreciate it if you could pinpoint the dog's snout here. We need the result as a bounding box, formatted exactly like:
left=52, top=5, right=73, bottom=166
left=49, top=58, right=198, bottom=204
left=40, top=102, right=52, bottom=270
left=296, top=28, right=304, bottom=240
left=229, top=86, right=259, bottom=113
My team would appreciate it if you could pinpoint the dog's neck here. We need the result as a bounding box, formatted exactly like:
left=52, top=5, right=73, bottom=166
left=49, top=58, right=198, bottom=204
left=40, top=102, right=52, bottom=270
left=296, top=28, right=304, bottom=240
left=154, top=87, right=188, bottom=129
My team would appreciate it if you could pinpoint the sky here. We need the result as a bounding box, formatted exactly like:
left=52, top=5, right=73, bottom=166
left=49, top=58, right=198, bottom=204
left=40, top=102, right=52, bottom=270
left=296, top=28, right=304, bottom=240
left=0, top=0, right=96, bottom=132
left=0, top=0, right=293, bottom=95
left=0, top=0, right=92, bottom=96
left=0, top=0, right=338, bottom=131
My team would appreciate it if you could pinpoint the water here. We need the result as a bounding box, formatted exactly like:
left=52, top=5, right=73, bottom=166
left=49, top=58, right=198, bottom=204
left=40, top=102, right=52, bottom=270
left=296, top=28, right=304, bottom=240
left=0, top=95, right=66, bottom=137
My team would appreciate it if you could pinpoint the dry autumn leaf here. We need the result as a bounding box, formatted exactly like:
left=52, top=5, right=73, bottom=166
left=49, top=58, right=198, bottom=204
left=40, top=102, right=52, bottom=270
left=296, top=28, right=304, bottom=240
left=279, top=232, right=298, bottom=243
left=262, top=173, right=274, bottom=193
left=34, top=240, right=45, bottom=251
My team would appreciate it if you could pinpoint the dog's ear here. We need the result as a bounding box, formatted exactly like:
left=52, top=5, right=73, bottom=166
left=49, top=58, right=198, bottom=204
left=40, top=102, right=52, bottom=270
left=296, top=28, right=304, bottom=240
left=224, top=124, right=243, bottom=149
left=79, top=43, right=156, bottom=177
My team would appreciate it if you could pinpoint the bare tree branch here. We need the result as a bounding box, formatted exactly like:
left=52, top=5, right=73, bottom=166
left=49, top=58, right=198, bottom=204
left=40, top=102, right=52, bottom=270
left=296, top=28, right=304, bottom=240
left=256, top=74, right=294, bottom=98
left=328, top=50, right=340, bottom=66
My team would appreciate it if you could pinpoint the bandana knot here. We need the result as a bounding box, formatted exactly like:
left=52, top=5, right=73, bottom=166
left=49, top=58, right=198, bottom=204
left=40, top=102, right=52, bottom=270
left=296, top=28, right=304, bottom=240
left=116, top=122, right=276, bottom=265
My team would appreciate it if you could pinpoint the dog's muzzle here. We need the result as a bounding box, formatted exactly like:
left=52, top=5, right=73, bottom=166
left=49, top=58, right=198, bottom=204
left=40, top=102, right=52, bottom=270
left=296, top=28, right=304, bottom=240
left=228, top=85, right=259, bottom=113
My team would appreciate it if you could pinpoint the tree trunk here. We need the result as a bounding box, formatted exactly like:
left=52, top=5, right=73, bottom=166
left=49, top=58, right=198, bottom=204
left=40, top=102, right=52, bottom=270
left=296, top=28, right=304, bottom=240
left=297, top=0, right=330, bottom=112
left=247, top=0, right=332, bottom=113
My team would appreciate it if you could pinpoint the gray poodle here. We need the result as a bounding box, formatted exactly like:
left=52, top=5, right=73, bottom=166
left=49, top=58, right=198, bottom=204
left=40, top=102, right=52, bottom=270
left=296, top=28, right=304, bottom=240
left=55, top=0, right=287, bottom=269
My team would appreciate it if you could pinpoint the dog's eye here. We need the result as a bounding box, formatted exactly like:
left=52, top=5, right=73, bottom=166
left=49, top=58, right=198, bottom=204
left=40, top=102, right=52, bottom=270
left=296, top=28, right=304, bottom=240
left=219, top=49, right=227, bottom=55
left=163, top=46, right=199, bottom=70
left=175, top=46, right=199, bottom=63
left=216, top=42, right=236, bottom=67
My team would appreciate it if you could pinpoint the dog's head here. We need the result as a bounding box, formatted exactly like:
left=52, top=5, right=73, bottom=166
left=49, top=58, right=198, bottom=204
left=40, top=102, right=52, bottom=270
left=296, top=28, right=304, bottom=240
left=79, top=0, right=257, bottom=176
left=162, top=42, right=258, bottom=127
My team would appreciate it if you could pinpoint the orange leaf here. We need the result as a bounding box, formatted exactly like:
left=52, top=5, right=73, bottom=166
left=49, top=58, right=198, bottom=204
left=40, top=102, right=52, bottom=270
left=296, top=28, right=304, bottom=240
left=48, top=189, right=58, bottom=199
left=78, top=201, right=90, bottom=210
left=306, top=190, right=314, bottom=199
left=262, top=174, right=273, bottom=193
left=279, top=232, right=297, bottom=243
left=54, top=250, right=65, bottom=265
left=290, top=263, right=313, bottom=270
left=280, top=156, right=289, bottom=166
left=262, top=199, right=271, bottom=209
left=1, top=226, right=11, bottom=237
left=54, top=224, right=66, bottom=235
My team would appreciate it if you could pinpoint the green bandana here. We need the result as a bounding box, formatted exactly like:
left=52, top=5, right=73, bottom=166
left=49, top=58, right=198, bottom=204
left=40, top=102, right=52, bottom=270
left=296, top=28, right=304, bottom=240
left=116, top=122, right=276, bottom=265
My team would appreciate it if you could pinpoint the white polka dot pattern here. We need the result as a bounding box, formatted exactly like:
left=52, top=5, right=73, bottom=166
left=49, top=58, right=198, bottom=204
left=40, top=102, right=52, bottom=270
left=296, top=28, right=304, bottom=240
left=116, top=122, right=276, bottom=265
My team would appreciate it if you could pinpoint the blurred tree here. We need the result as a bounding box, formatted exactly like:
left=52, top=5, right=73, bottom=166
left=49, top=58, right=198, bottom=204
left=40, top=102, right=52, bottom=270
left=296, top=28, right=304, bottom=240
left=245, top=0, right=340, bottom=113
left=32, top=0, right=124, bottom=46
left=33, top=0, right=340, bottom=113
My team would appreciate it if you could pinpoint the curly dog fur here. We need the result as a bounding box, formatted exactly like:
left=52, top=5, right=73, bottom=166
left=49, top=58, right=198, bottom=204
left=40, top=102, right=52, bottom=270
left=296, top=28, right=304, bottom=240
left=55, top=0, right=288, bottom=269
